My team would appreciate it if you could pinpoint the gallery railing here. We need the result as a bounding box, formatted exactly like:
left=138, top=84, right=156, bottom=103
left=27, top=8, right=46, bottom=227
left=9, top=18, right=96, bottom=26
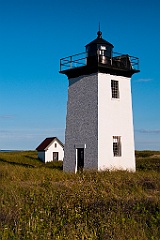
left=60, top=51, right=139, bottom=72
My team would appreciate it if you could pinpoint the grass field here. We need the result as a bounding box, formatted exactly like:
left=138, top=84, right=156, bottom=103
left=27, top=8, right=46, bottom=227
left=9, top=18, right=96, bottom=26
left=0, top=151, right=160, bottom=239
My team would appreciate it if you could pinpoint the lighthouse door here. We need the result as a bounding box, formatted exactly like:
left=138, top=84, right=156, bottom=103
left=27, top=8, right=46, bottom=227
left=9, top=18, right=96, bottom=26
left=77, top=148, right=84, bottom=171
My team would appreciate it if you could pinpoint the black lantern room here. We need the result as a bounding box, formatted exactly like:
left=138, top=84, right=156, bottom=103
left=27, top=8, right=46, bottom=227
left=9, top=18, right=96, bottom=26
left=60, top=30, right=139, bottom=78
left=86, top=30, right=114, bottom=66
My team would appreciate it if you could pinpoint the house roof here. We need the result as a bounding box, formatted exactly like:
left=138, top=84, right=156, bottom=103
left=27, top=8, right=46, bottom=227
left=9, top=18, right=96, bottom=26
left=36, top=137, right=64, bottom=151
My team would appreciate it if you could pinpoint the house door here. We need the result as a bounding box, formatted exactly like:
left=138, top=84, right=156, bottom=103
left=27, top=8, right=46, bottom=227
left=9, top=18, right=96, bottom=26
left=53, top=152, right=58, bottom=161
left=77, top=148, right=84, bottom=171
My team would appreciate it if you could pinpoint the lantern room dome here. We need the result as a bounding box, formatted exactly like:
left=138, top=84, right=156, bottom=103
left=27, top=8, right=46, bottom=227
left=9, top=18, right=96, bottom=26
left=85, top=30, right=114, bottom=48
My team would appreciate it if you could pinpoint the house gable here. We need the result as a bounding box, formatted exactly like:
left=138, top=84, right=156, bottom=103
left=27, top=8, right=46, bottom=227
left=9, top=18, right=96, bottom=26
left=36, top=137, right=64, bottom=151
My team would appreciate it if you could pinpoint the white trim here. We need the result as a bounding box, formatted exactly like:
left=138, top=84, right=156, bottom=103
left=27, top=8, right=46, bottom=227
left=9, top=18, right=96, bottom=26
left=74, top=144, right=86, bottom=149
left=75, top=148, right=78, bottom=173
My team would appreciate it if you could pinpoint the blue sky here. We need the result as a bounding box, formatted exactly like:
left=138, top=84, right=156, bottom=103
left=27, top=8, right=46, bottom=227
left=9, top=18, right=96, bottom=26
left=0, top=0, right=160, bottom=150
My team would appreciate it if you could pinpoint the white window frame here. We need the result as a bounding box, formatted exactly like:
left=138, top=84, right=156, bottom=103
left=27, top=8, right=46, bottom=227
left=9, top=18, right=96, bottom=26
left=113, top=136, right=121, bottom=157
left=111, top=80, right=119, bottom=99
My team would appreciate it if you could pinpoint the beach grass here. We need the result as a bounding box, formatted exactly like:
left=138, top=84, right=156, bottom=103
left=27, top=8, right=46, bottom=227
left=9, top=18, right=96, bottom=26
left=0, top=150, right=160, bottom=239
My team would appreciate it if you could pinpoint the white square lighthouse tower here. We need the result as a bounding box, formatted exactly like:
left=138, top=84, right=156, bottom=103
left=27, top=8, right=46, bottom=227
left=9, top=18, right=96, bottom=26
left=60, top=30, right=140, bottom=173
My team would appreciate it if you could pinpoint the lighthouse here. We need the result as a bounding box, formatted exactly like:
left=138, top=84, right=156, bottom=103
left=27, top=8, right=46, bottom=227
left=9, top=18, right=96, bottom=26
left=60, top=30, right=139, bottom=173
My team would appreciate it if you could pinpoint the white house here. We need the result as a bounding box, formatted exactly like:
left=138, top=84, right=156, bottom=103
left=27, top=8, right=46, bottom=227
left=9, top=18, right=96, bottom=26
left=60, top=30, right=140, bottom=173
left=36, top=137, right=64, bottom=163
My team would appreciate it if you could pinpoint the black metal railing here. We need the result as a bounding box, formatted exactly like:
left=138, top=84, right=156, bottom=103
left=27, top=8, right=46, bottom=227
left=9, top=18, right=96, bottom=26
left=60, top=51, right=139, bottom=72
left=60, top=52, right=86, bottom=71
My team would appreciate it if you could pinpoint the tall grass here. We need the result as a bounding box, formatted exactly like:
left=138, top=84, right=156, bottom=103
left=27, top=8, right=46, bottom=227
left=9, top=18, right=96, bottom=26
left=0, top=151, right=160, bottom=239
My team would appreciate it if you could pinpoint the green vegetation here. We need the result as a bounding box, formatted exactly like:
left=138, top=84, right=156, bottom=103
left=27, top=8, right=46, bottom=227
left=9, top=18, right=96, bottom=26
left=0, top=151, right=160, bottom=239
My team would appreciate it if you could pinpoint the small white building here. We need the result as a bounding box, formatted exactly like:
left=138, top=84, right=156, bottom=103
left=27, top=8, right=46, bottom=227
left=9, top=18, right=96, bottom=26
left=36, top=137, right=64, bottom=163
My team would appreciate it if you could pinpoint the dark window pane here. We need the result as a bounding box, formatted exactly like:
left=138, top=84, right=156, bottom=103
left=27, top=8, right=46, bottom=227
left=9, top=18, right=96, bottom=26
left=111, top=80, right=119, bottom=98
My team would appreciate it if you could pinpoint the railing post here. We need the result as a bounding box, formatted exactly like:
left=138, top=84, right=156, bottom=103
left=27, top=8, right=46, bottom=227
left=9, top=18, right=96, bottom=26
left=60, top=59, right=62, bottom=71
left=138, top=58, right=140, bottom=70
left=126, top=55, right=128, bottom=69
left=70, top=56, right=72, bottom=69
left=97, top=49, right=99, bottom=63
left=86, top=52, right=87, bottom=66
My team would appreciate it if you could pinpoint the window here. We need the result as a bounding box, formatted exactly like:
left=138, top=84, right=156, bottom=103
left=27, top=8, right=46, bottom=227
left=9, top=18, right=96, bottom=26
left=55, top=143, right=57, bottom=148
left=113, top=136, right=121, bottom=157
left=111, top=80, right=119, bottom=98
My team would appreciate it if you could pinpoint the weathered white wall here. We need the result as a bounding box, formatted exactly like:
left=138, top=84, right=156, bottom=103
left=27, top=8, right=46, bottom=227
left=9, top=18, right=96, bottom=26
left=98, top=73, right=135, bottom=171
left=38, top=140, right=64, bottom=163
left=45, top=139, right=64, bottom=162
left=64, top=73, right=98, bottom=172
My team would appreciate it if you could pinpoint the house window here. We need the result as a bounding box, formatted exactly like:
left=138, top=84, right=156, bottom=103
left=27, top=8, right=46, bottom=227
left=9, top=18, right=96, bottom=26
left=111, top=80, right=119, bottom=98
left=113, top=136, right=121, bottom=157
left=55, top=143, right=57, bottom=148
